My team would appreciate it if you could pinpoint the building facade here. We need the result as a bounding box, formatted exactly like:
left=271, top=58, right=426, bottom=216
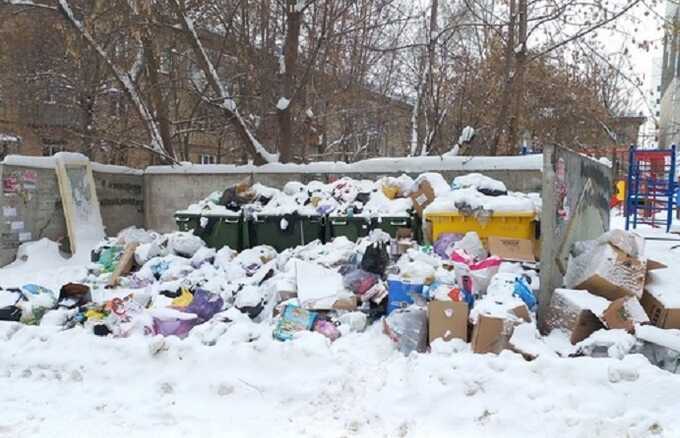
left=659, top=1, right=680, bottom=147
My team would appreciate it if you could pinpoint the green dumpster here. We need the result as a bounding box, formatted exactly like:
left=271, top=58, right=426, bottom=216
left=372, top=215, right=413, bottom=239
left=326, top=215, right=372, bottom=242
left=174, top=211, right=201, bottom=233
left=202, top=211, right=244, bottom=251
left=246, top=213, right=325, bottom=252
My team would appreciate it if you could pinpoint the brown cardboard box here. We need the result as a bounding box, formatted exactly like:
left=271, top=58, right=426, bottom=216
left=602, top=297, right=650, bottom=332
left=640, top=289, right=680, bottom=330
left=410, top=180, right=435, bottom=216
left=544, top=289, right=608, bottom=344
left=332, top=296, right=358, bottom=311
left=488, top=236, right=535, bottom=263
left=471, top=305, right=530, bottom=354
left=565, top=243, right=647, bottom=301
left=428, top=300, right=469, bottom=345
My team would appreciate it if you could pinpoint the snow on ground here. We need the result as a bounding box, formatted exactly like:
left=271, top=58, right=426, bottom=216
left=1, top=214, right=680, bottom=437
left=1, top=321, right=679, bottom=438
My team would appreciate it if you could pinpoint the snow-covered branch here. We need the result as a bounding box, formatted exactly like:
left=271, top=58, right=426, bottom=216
left=171, top=0, right=278, bottom=164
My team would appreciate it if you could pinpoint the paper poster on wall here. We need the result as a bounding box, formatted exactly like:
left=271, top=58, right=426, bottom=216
left=2, top=207, right=16, bottom=217
left=18, top=232, right=32, bottom=242
left=10, top=221, right=24, bottom=231
left=3, top=177, right=18, bottom=193
left=55, top=154, right=105, bottom=255
left=22, top=170, right=38, bottom=191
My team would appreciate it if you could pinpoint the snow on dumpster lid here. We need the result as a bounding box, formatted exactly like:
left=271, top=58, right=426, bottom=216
left=145, top=154, right=543, bottom=175
left=424, top=187, right=538, bottom=215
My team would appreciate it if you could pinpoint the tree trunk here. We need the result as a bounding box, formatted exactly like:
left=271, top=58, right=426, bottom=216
left=278, top=0, right=302, bottom=163
left=508, top=0, right=527, bottom=154
left=142, top=35, right=175, bottom=160
left=490, top=0, right=516, bottom=156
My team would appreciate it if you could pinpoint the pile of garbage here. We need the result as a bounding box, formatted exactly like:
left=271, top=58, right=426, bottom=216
left=179, top=172, right=541, bottom=221
left=0, top=218, right=543, bottom=352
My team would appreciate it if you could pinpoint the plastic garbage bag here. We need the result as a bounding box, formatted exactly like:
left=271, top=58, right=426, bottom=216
left=452, top=232, right=487, bottom=261
left=383, top=306, right=428, bottom=355
left=98, top=246, right=123, bottom=273
left=451, top=251, right=501, bottom=295
left=168, top=232, right=205, bottom=258
left=360, top=242, right=389, bottom=276
left=513, top=276, right=537, bottom=312
left=153, top=317, right=197, bottom=338
left=16, top=284, right=57, bottom=325
left=433, top=233, right=461, bottom=259
left=273, top=304, right=318, bottom=341
left=314, top=319, right=341, bottom=342
left=342, top=269, right=380, bottom=295
left=58, top=283, right=91, bottom=308
left=183, top=289, right=224, bottom=323
left=171, top=288, right=194, bottom=307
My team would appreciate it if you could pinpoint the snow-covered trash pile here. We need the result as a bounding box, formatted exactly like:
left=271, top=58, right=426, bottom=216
left=177, top=172, right=541, bottom=221
left=178, top=174, right=422, bottom=219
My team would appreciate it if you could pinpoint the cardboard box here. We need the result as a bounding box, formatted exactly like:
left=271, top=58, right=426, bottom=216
left=488, top=236, right=535, bottom=263
left=393, top=228, right=416, bottom=256
left=544, top=289, right=608, bottom=344
left=640, top=289, right=680, bottom=330
left=428, top=300, right=469, bottom=345
left=410, top=180, right=435, bottom=216
left=602, top=296, right=650, bottom=332
left=471, top=305, right=530, bottom=354
left=565, top=243, right=647, bottom=301
left=332, top=296, right=358, bottom=311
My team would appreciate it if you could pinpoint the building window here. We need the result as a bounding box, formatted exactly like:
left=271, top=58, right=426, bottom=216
left=43, top=143, right=64, bottom=156
left=199, top=153, right=217, bottom=164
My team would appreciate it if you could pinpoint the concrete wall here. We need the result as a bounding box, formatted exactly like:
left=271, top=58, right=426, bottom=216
left=538, top=144, right=613, bottom=330
left=0, top=154, right=543, bottom=266
left=0, top=163, right=144, bottom=267
left=144, top=168, right=543, bottom=233
left=658, top=77, right=680, bottom=148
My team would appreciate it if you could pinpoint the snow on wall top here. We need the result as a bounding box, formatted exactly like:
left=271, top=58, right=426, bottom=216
left=145, top=154, right=543, bottom=175
left=2, top=154, right=143, bottom=175
left=1, top=153, right=542, bottom=176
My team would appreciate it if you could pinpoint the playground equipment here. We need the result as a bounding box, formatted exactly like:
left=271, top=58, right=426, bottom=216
left=625, top=145, right=677, bottom=232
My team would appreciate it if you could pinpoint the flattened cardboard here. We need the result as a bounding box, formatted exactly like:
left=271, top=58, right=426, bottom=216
left=109, top=242, right=139, bottom=287
left=428, top=300, right=469, bottom=345
left=602, top=297, right=649, bottom=332
left=640, top=289, right=680, bottom=330
left=488, top=236, right=535, bottom=263
left=646, top=259, right=667, bottom=271
left=471, top=305, right=530, bottom=354
left=410, top=180, right=435, bottom=216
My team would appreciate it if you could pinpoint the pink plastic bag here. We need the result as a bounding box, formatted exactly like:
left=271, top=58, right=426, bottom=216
left=314, top=319, right=341, bottom=341
left=451, top=250, right=501, bottom=295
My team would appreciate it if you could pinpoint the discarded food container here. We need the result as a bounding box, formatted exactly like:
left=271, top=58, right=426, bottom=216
left=425, top=211, right=537, bottom=244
